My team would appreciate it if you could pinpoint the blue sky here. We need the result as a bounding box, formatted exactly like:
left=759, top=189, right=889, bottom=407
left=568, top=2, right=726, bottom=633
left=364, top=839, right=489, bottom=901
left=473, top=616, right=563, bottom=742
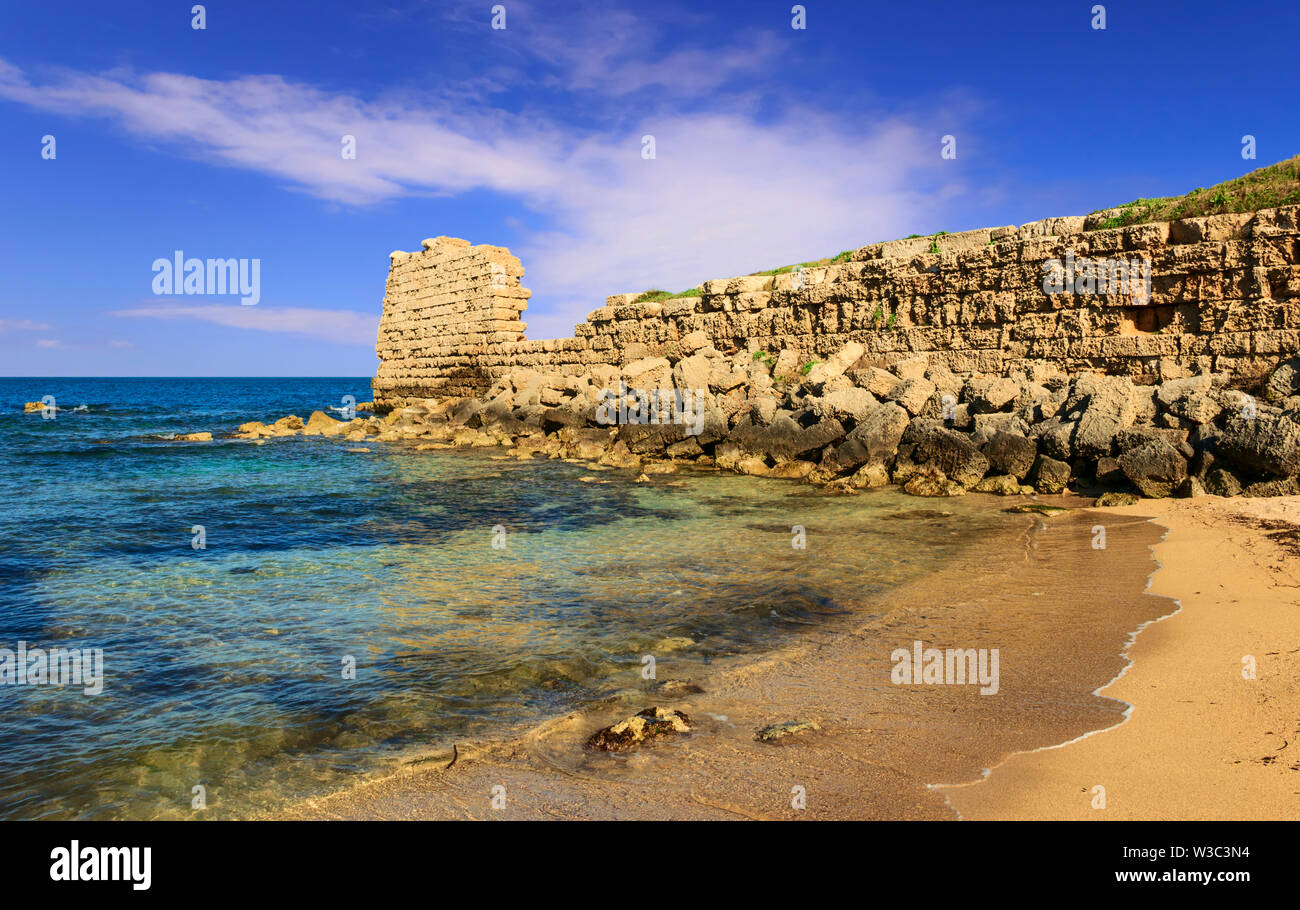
left=1, top=0, right=1296, bottom=376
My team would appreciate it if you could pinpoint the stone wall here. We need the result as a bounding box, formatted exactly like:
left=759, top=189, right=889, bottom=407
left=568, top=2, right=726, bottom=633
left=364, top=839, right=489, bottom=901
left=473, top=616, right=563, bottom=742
left=372, top=206, right=1300, bottom=411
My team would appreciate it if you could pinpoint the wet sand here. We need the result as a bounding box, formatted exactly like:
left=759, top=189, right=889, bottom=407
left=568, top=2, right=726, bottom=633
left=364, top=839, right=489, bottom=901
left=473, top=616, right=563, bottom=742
left=285, top=498, right=1176, bottom=820
left=939, top=496, right=1300, bottom=820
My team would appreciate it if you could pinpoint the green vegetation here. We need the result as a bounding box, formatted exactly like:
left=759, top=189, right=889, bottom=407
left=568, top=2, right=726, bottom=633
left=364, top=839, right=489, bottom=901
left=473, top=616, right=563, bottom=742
left=799, top=359, right=820, bottom=376
left=752, top=350, right=776, bottom=367
left=632, top=286, right=704, bottom=304
left=1087, top=154, right=1300, bottom=230
left=748, top=249, right=856, bottom=277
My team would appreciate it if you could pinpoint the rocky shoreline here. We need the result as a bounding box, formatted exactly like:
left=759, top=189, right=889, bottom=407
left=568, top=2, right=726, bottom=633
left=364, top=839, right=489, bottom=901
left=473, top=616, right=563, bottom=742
left=221, top=340, right=1300, bottom=502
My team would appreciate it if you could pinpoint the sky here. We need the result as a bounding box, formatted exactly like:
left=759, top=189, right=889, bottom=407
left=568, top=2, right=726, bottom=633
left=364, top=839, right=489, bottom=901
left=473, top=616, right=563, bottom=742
left=1, top=0, right=1297, bottom=377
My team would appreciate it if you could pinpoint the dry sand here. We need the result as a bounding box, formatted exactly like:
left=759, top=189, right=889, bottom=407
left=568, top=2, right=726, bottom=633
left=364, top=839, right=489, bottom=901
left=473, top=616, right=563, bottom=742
left=939, top=495, right=1300, bottom=820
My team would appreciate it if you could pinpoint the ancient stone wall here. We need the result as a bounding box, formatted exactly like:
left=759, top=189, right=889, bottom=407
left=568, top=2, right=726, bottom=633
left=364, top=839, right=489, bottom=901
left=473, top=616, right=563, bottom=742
left=372, top=206, right=1300, bottom=411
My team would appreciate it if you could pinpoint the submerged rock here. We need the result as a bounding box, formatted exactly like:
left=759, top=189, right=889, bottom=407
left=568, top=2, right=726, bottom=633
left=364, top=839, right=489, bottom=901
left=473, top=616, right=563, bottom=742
left=586, top=707, right=691, bottom=752
left=1093, top=491, right=1140, bottom=507
left=1004, top=503, right=1068, bottom=516
left=755, top=718, right=822, bottom=743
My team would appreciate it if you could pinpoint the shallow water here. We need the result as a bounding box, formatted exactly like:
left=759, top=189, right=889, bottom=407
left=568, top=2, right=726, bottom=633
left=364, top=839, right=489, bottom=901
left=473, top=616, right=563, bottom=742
left=0, top=378, right=1027, bottom=819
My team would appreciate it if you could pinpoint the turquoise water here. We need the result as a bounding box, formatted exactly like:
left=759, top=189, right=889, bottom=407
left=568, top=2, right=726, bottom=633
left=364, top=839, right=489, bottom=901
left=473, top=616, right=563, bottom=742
left=0, top=378, right=1018, bottom=819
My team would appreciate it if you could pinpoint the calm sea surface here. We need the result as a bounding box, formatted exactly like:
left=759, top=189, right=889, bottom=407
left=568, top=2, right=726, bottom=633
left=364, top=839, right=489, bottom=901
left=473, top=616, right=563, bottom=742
left=0, top=377, right=1023, bottom=819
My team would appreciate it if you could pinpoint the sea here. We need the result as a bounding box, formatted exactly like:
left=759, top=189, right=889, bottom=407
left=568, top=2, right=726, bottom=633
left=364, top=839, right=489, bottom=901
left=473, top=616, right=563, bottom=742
left=0, top=377, right=1024, bottom=819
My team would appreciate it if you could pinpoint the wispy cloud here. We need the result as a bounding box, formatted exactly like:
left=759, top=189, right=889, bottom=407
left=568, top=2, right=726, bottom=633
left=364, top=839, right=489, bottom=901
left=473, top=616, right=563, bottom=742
left=0, top=9, right=971, bottom=337
left=0, top=318, right=54, bottom=332
left=111, top=305, right=378, bottom=346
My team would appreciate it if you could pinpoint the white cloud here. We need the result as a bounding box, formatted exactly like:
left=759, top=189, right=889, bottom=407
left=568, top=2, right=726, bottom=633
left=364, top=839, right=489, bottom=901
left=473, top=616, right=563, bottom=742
left=35, top=338, right=63, bottom=348
left=0, top=20, right=969, bottom=338
left=111, top=305, right=378, bottom=346
left=0, top=318, right=54, bottom=331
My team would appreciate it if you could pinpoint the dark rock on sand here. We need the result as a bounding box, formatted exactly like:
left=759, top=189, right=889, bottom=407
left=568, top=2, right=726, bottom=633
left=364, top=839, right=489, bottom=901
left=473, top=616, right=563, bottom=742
left=586, top=707, right=691, bottom=752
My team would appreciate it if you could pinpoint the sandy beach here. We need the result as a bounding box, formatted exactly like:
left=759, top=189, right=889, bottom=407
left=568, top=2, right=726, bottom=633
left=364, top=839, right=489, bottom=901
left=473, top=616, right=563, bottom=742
left=939, top=495, right=1300, bottom=820
left=283, top=497, right=1171, bottom=820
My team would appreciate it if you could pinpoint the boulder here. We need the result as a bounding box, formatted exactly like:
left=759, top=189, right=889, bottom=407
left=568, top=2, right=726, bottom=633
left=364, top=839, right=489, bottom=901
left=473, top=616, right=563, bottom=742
left=726, top=415, right=846, bottom=462
left=829, top=402, right=910, bottom=471
left=964, top=375, right=1020, bottom=413
left=911, top=427, right=989, bottom=487
left=1118, top=438, right=1188, bottom=498
left=805, top=341, right=865, bottom=391
left=1030, top=455, right=1071, bottom=493
left=809, top=387, right=878, bottom=424
left=1204, top=468, right=1243, bottom=497
left=903, top=465, right=966, bottom=497
left=972, top=474, right=1022, bottom=496
left=1264, top=356, right=1300, bottom=402
left=1216, top=411, right=1300, bottom=478
left=981, top=431, right=1037, bottom=480
left=1070, top=375, right=1138, bottom=459
left=886, top=377, right=938, bottom=416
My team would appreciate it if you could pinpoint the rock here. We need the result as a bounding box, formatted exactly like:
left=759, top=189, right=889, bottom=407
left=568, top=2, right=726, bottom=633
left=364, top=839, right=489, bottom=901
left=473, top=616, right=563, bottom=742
left=1175, top=475, right=1207, bottom=498
left=848, top=462, right=892, bottom=488
left=673, top=352, right=713, bottom=393
left=769, top=460, right=816, bottom=479
left=586, top=707, right=691, bottom=752
left=903, top=465, right=966, bottom=497
left=810, top=387, right=877, bottom=423
left=911, top=427, right=989, bottom=487
left=1204, top=468, right=1243, bottom=497
left=1029, top=455, right=1071, bottom=493
left=303, top=410, right=346, bottom=436
left=1157, top=375, right=1222, bottom=424
left=754, top=719, right=821, bottom=743
left=726, top=415, right=846, bottom=462
left=23, top=401, right=46, bottom=413
left=852, top=366, right=900, bottom=397
left=805, top=341, right=865, bottom=391
left=1243, top=477, right=1300, bottom=497
left=980, top=431, right=1037, bottom=479
left=972, top=474, right=1022, bottom=496
left=964, top=375, right=1020, bottom=413
left=679, top=330, right=709, bottom=353
left=890, top=356, right=929, bottom=380
left=886, top=377, right=938, bottom=416
left=1094, top=456, right=1125, bottom=486
left=707, top=362, right=747, bottom=393
left=1118, top=438, right=1188, bottom=498
left=1032, top=418, right=1076, bottom=461
left=1263, top=356, right=1300, bottom=402
left=1217, top=411, right=1300, bottom=478
left=829, top=402, right=910, bottom=471
left=175, top=432, right=213, bottom=442
left=1070, top=375, right=1138, bottom=459
left=653, top=679, right=704, bottom=698
left=1094, top=491, right=1140, bottom=507
left=750, top=397, right=778, bottom=426
left=1004, top=503, right=1068, bottom=516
